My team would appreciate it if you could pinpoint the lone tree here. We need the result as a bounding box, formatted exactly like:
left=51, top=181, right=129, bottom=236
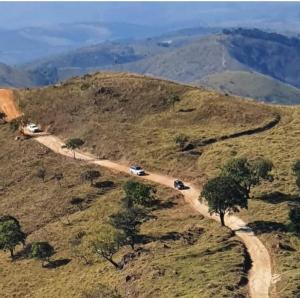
left=91, top=226, right=125, bottom=270
left=36, top=168, right=46, bottom=182
left=201, top=176, right=248, bottom=226
left=123, top=181, right=155, bottom=208
left=65, top=138, right=84, bottom=159
left=289, top=207, right=300, bottom=234
left=109, top=207, right=145, bottom=249
left=221, top=157, right=273, bottom=198
left=0, top=215, right=26, bottom=259
left=81, top=170, right=101, bottom=186
left=31, top=242, right=55, bottom=267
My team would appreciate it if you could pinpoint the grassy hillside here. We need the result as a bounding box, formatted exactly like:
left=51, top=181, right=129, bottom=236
left=198, top=106, right=300, bottom=298
left=15, top=72, right=278, bottom=182
left=198, top=70, right=300, bottom=105
left=12, top=72, right=300, bottom=297
left=0, top=124, right=248, bottom=298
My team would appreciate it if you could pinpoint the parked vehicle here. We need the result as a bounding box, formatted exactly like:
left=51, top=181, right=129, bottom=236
left=129, top=165, right=145, bottom=176
left=26, top=123, right=40, bottom=133
left=174, top=179, right=185, bottom=190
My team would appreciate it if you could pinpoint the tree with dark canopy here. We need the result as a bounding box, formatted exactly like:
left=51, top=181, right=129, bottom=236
left=91, top=226, right=125, bottom=269
left=123, top=181, right=155, bottom=207
left=201, top=176, right=248, bottom=226
left=109, top=207, right=146, bottom=249
left=65, top=138, right=84, bottom=159
left=0, top=215, right=26, bottom=259
left=31, top=242, right=55, bottom=267
left=221, top=157, right=273, bottom=198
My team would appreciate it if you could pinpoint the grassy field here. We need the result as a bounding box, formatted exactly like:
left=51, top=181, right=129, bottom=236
left=0, top=124, right=248, bottom=298
left=5, top=72, right=300, bottom=297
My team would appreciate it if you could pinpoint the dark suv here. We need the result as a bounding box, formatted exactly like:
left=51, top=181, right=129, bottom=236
left=174, top=180, right=185, bottom=190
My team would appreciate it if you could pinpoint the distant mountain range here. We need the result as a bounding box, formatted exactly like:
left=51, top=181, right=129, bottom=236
left=1, top=27, right=300, bottom=104
left=0, top=22, right=168, bottom=65
left=0, top=63, right=33, bottom=87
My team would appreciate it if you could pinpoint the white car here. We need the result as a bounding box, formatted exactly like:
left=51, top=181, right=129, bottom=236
left=26, top=123, right=40, bottom=133
left=129, top=165, right=145, bottom=176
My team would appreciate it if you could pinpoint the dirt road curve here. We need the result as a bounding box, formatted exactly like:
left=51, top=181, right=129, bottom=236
left=0, top=89, right=22, bottom=121
left=0, top=89, right=272, bottom=298
left=36, top=135, right=272, bottom=298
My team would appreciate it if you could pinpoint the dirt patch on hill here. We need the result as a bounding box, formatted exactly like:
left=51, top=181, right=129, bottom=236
left=0, top=89, right=23, bottom=121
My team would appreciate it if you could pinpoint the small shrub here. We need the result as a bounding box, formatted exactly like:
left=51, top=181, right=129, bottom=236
left=289, top=207, right=300, bottom=234
left=174, top=134, right=189, bottom=150
left=30, top=242, right=55, bottom=267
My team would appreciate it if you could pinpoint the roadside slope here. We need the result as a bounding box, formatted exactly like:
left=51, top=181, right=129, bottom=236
left=36, top=134, right=272, bottom=298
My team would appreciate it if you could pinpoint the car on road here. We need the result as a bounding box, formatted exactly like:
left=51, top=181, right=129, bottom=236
left=129, top=165, right=145, bottom=176
left=174, top=179, right=185, bottom=190
left=26, top=123, right=40, bottom=133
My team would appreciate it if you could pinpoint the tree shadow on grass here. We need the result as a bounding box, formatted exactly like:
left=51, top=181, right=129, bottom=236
left=13, top=244, right=32, bottom=261
left=150, top=198, right=177, bottom=210
left=93, top=180, right=115, bottom=190
left=158, top=231, right=182, bottom=241
left=255, top=191, right=300, bottom=205
left=135, top=234, right=156, bottom=245
left=44, top=258, right=71, bottom=269
left=247, top=221, right=287, bottom=235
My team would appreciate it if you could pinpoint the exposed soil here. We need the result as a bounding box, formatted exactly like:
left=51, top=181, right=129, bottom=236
left=0, top=89, right=22, bottom=121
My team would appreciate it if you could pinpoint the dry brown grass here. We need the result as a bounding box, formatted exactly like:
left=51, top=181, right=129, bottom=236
left=15, top=72, right=278, bottom=182
left=5, top=72, right=300, bottom=297
left=0, top=123, right=247, bottom=298
left=198, top=106, right=300, bottom=297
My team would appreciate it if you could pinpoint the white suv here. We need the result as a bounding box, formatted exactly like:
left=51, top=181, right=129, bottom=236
left=129, top=165, right=145, bottom=176
left=26, top=123, right=40, bottom=133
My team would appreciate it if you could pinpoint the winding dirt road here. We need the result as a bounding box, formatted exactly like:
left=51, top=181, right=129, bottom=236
left=0, top=89, right=272, bottom=298
left=36, top=135, right=272, bottom=298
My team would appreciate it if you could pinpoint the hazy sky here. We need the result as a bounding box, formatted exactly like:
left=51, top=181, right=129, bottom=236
left=0, top=2, right=300, bottom=30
